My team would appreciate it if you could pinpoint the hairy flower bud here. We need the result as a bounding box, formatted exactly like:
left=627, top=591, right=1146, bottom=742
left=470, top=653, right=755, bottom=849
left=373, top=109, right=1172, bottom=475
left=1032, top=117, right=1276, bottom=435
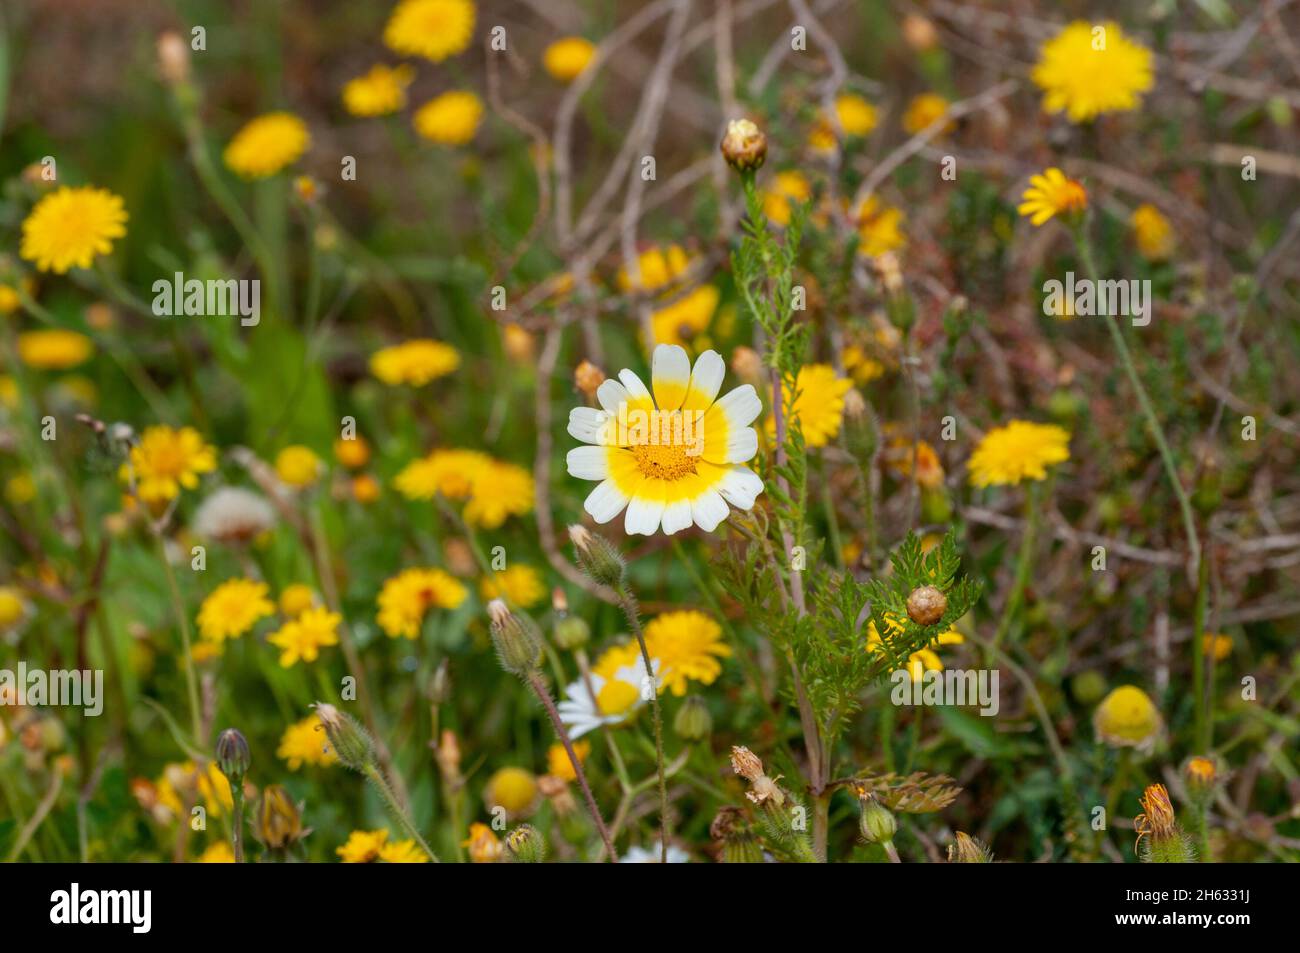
left=156, top=31, right=191, bottom=85
left=568, top=525, right=626, bottom=588
left=729, top=745, right=765, bottom=782
left=858, top=795, right=897, bottom=845
left=947, top=831, right=993, bottom=863
left=487, top=599, right=543, bottom=676
left=504, top=824, right=547, bottom=863
left=574, top=360, right=606, bottom=400
left=215, top=728, right=251, bottom=787
left=312, top=702, right=374, bottom=772
left=720, top=119, right=767, bottom=172
left=906, top=585, right=947, bottom=626
left=674, top=696, right=712, bottom=743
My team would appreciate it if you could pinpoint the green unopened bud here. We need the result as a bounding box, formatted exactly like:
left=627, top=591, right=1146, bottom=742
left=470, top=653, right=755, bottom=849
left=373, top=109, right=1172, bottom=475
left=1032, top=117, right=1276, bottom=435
left=504, top=824, right=547, bottom=863
left=720, top=118, right=767, bottom=172
left=312, top=702, right=374, bottom=771
left=215, top=728, right=250, bottom=786
left=257, top=784, right=303, bottom=850
left=554, top=615, right=590, bottom=651
left=568, top=525, right=626, bottom=588
left=858, top=795, right=897, bottom=845
left=947, top=831, right=994, bottom=862
left=673, top=696, right=712, bottom=743
left=487, top=600, right=543, bottom=676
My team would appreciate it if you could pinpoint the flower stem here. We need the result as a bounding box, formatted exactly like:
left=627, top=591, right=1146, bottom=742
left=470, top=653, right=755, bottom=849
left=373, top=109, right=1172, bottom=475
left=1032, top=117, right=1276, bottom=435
left=989, top=479, right=1041, bottom=659
left=230, top=785, right=245, bottom=863
left=155, top=533, right=202, bottom=741
left=526, top=671, right=617, bottom=860
left=615, top=585, right=670, bottom=863
left=362, top=763, right=439, bottom=862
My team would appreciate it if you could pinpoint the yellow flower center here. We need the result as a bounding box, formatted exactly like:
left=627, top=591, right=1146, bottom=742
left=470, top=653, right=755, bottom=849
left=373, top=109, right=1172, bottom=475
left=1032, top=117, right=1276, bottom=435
left=632, top=441, right=698, bottom=481
left=596, top=679, right=638, bottom=716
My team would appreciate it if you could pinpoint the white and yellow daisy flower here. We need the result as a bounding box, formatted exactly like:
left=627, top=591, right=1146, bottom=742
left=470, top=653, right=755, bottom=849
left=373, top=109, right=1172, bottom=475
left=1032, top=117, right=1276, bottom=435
left=565, top=344, right=764, bottom=535
left=556, top=655, right=659, bottom=739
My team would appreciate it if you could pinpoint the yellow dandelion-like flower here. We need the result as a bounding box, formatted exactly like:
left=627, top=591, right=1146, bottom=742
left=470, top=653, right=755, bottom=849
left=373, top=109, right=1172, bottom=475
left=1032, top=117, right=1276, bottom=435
left=866, top=615, right=964, bottom=680
left=16, top=329, right=93, bottom=370
left=968, top=420, right=1070, bottom=488
left=342, top=63, right=415, bottom=117
left=479, top=564, right=546, bottom=608
left=843, top=344, right=885, bottom=385
left=222, top=112, right=310, bottom=179
left=274, top=445, right=322, bottom=488
left=370, top=339, right=461, bottom=386
left=766, top=363, right=853, bottom=448
left=462, top=822, right=503, bottom=863
left=1202, top=633, right=1232, bottom=662
left=278, top=584, right=317, bottom=617
left=1093, top=685, right=1162, bottom=749
left=0, top=284, right=22, bottom=314
left=1033, top=21, right=1154, bottom=124
left=121, top=425, right=217, bottom=505
left=413, top=90, right=484, bottom=146
left=763, top=170, right=812, bottom=227
left=485, top=766, right=538, bottom=817
left=384, top=0, right=475, bottom=62
left=546, top=739, right=590, bottom=782
left=0, top=586, right=31, bottom=630
left=337, top=829, right=389, bottom=863
left=197, top=578, right=275, bottom=643
left=463, top=460, right=534, bottom=528
left=156, top=761, right=234, bottom=818
left=902, top=92, right=953, bottom=135
left=20, top=186, right=128, bottom=274
left=351, top=473, right=381, bottom=504
left=267, top=606, right=340, bottom=667
left=543, top=36, right=596, bottom=83
left=643, top=609, right=731, bottom=696
left=834, top=93, right=878, bottom=136
left=376, top=567, right=468, bottom=639
left=277, top=714, right=338, bottom=770
left=616, top=244, right=691, bottom=293
left=197, top=842, right=235, bottom=863
left=379, top=840, right=429, bottom=863
left=1130, top=203, right=1174, bottom=260
left=651, top=285, right=719, bottom=348
left=333, top=435, right=371, bottom=470
left=854, top=195, right=907, bottom=256
left=395, top=448, right=489, bottom=499
left=1017, top=167, right=1087, bottom=227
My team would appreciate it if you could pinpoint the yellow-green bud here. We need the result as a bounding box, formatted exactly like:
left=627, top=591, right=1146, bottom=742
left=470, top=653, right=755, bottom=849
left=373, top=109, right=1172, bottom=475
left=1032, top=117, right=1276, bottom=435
left=568, top=525, right=626, bottom=588
left=858, top=795, right=897, bottom=844
left=312, top=702, right=374, bottom=772
left=487, top=600, right=543, bottom=676
left=673, top=696, right=712, bottom=743
left=554, top=614, right=591, bottom=651
left=504, top=824, right=547, bottom=863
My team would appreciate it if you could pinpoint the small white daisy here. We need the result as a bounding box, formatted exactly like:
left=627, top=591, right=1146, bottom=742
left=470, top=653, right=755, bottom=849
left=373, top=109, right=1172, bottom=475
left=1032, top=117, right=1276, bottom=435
left=621, top=844, right=691, bottom=863
left=557, top=655, right=660, bottom=739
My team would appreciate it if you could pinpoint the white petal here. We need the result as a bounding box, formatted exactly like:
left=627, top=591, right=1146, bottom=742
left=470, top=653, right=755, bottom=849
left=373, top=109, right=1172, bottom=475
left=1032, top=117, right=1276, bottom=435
left=710, top=383, right=762, bottom=428
left=683, top=349, right=725, bottom=409
left=567, top=407, right=613, bottom=445
left=716, top=466, right=764, bottom=511
left=651, top=344, right=691, bottom=410
left=691, top=488, right=730, bottom=532
left=721, top=426, right=759, bottom=463
left=618, top=368, right=652, bottom=403
left=596, top=379, right=632, bottom=415
left=661, top=498, right=693, bottom=535
left=624, top=493, right=665, bottom=536
left=567, top=446, right=609, bottom=480
left=584, top=479, right=630, bottom=524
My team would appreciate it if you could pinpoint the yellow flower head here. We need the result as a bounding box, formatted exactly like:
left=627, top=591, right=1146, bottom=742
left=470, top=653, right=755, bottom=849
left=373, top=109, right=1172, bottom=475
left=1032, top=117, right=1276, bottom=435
left=651, top=285, right=719, bottom=348
left=617, top=244, right=692, bottom=293
left=1093, top=685, right=1162, bottom=749
left=462, top=460, right=535, bottom=529
left=834, top=93, right=878, bottom=136
left=379, top=839, right=429, bottom=863
left=1130, top=203, right=1173, bottom=260
left=853, top=195, right=907, bottom=256
left=198, top=842, right=235, bottom=863
left=763, top=170, right=812, bottom=227
left=20, top=186, right=127, bottom=273
left=462, top=822, right=503, bottom=863
left=351, top=473, right=381, bottom=504
left=267, top=606, right=340, bottom=667
left=643, top=609, right=731, bottom=696
left=122, top=425, right=217, bottom=504
left=384, top=0, right=475, bottom=62
left=0, top=284, right=22, bottom=314
left=884, top=436, right=945, bottom=490
left=342, top=63, right=415, bottom=117
left=767, top=363, right=853, bottom=448
left=1033, top=21, right=1154, bottom=123
left=395, top=448, right=489, bottom=499
left=333, top=435, right=371, bottom=470
left=277, top=713, right=339, bottom=770
left=1017, top=167, right=1087, bottom=226
left=223, top=112, right=310, bottom=179
left=278, top=583, right=317, bottom=617
left=843, top=345, right=885, bottom=385
left=155, top=761, right=233, bottom=819
left=968, top=420, right=1070, bottom=487
left=902, top=93, right=952, bottom=135
left=485, top=766, right=538, bottom=817
left=0, top=586, right=31, bottom=630
left=376, top=567, right=468, bottom=639
left=546, top=739, right=590, bottom=782
left=1202, top=632, right=1232, bottom=661
left=274, top=445, right=322, bottom=488
left=866, top=614, right=963, bottom=680
left=544, top=36, right=596, bottom=83
left=337, top=829, right=388, bottom=863
left=413, top=90, right=484, bottom=145
left=17, top=329, right=93, bottom=370
left=479, top=564, right=546, bottom=608
left=370, top=338, right=461, bottom=386
left=197, top=578, right=275, bottom=643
